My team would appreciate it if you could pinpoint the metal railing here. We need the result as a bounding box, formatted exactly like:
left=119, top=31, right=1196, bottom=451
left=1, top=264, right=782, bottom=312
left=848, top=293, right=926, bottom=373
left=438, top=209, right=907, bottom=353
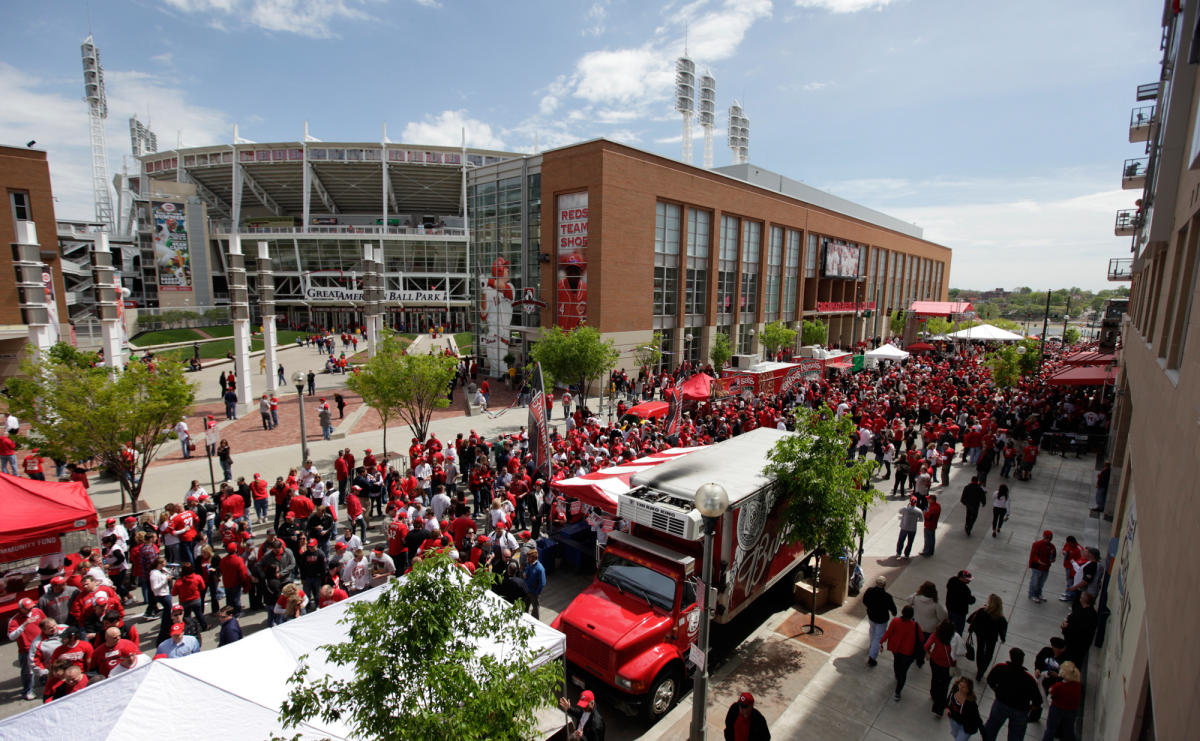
left=1136, top=82, right=1160, bottom=101
left=1129, top=104, right=1155, bottom=129
left=1114, top=209, right=1142, bottom=234
left=208, top=222, right=467, bottom=238
left=1123, top=157, right=1148, bottom=178
left=1108, top=258, right=1133, bottom=281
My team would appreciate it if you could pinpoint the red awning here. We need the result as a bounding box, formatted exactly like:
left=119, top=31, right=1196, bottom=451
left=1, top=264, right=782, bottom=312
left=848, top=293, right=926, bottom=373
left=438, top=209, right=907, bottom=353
left=826, top=359, right=852, bottom=369
left=624, top=401, right=669, bottom=420
left=678, top=373, right=715, bottom=401
left=552, top=447, right=706, bottom=512
left=909, top=301, right=975, bottom=318
left=0, top=474, right=97, bottom=551
left=1062, top=351, right=1117, bottom=366
left=906, top=342, right=935, bottom=352
left=1045, top=364, right=1119, bottom=386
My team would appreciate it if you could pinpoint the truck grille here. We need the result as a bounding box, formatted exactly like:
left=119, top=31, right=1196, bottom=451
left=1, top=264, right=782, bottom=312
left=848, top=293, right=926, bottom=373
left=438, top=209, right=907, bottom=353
left=566, top=625, right=613, bottom=676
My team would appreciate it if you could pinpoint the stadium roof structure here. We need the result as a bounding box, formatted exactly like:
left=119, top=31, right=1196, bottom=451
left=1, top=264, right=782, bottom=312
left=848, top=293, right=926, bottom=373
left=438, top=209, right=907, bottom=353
left=138, top=141, right=523, bottom=220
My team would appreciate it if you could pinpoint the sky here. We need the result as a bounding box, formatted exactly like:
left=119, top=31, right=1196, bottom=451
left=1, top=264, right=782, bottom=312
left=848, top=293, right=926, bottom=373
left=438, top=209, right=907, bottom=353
left=0, top=0, right=1163, bottom=290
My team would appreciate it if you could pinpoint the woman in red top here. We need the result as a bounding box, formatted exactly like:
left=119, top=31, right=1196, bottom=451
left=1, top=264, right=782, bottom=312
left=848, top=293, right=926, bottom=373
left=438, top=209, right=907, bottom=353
left=923, top=619, right=959, bottom=716
left=170, top=561, right=209, bottom=630
left=880, top=605, right=923, bottom=701
left=1042, top=662, right=1082, bottom=741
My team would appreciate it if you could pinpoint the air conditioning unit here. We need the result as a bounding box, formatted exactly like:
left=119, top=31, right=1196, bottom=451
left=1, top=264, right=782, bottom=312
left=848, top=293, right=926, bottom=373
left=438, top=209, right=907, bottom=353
left=730, top=353, right=758, bottom=370
left=617, top=486, right=703, bottom=540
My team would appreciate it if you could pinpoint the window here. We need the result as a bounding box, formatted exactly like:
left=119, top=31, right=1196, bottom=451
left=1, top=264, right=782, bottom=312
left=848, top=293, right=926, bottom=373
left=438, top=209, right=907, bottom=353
left=785, top=230, right=800, bottom=268
left=717, top=270, right=736, bottom=314
left=683, top=326, right=703, bottom=366
left=741, top=222, right=761, bottom=316
left=720, top=215, right=739, bottom=261
left=654, top=266, right=679, bottom=317
left=687, top=209, right=710, bottom=258
left=659, top=328, right=675, bottom=372
left=655, top=202, right=682, bottom=255
left=806, top=234, right=819, bottom=278
left=686, top=268, right=707, bottom=315
left=782, top=277, right=797, bottom=317
left=738, top=323, right=755, bottom=355
left=10, top=190, right=31, bottom=226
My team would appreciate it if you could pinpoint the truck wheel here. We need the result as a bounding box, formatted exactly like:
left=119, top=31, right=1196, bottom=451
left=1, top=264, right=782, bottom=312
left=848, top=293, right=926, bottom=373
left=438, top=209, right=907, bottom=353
left=642, top=668, right=681, bottom=722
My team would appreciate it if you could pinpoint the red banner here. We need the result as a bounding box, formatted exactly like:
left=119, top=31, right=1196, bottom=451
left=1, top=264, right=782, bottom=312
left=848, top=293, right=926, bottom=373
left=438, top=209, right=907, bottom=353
left=0, top=534, right=61, bottom=563
left=816, top=300, right=876, bottom=313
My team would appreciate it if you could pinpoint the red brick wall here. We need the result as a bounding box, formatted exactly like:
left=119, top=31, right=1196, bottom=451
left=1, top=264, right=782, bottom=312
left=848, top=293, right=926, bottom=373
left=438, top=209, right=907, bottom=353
left=0, top=146, right=65, bottom=327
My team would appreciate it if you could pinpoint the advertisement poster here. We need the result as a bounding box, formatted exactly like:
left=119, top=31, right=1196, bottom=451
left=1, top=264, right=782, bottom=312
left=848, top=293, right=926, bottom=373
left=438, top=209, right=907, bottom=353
left=556, top=192, right=588, bottom=329
left=480, top=257, right=515, bottom=373
left=42, top=270, right=60, bottom=345
left=822, top=239, right=859, bottom=279
left=153, top=201, right=193, bottom=291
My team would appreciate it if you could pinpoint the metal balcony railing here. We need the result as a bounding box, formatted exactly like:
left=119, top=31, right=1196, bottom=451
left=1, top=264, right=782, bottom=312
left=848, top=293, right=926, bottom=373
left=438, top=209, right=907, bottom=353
left=1114, top=209, right=1142, bottom=236
left=1122, top=157, right=1148, bottom=189
left=1108, top=257, right=1133, bottom=281
left=1136, top=82, right=1160, bottom=101
left=1129, top=105, right=1155, bottom=142
left=207, top=221, right=467, bottom=238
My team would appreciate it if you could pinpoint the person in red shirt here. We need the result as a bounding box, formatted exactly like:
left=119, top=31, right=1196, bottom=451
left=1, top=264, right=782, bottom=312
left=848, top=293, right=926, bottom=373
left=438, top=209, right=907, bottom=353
left=90, top=629, right=136, bottom=678
left=22, top=449, right=45, bottom=480
left=318, top=583, right=349, bottom=608
left=67, top=463, right=89, bottom=489
left=171, top=561, right=209, bottom=630
left=345, top=486, right=366, bottom=540
left=881, top=605, right=924, bottom=700
left=8, top=598, right=47, bottom=699
left=334, top=453, right=350, bottom=504
left=0, top=432, right=17, bottom=475
left=289, top=490, right=315, bottom=519
left=48, top=626, right=93, bottom=673
left=219, top=543, right=253, bottom=615
left=250, top=473, right=270, bottom=524
left=44, top=662, right=88, bottom=703
left=170, top=506, right=200, bottom=565
left=920, top=494, right=942, bottom=557
left=222, top=487, right=248, bottom=525
left=386, top=515, right=409, bottom=573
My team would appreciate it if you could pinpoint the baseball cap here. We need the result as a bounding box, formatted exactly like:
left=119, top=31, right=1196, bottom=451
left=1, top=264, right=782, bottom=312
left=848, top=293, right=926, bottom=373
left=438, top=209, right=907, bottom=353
left=477, top=535, right=490, bottom=544
left=117, top=641, right=139, bottom=658
left=308, top=538, right=318, bottom=547
left=171, top=604, right=184, bottom=613
left=909, top=496, right=917, bottom=505
left=334, top=542, right=347, bottom=551
left=519, top=530, right=531, bottom=540
left=373, top=547, right=383, bottom=555
left=577, top=690, right=595, bottom=709
left=1043, top=530, right=1054, bottom=538
left=95, top=592, right=109, bottom=603
left=286, top=512, right=296, bottom=519
left=186, top=495, right=198, bottom=503
left=170, top=623, right=185, bottom=636
left=50, top=576, right=66, bottom=586
left=957, top=569, right=973, bottom=581
left=18, top=597, right=34, bottom=610
left=106, top=517, right=116, bottom=526
left=738, top=692, right=755, bottom=706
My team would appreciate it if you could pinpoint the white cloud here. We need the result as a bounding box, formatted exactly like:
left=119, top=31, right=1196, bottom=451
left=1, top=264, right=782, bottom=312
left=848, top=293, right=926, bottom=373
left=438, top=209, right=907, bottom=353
left=794, top=0, right=896, bottom=12
left=583, top=1, right=610, bottom=36
left=161, top=0, right=373, bottom=38
left=401, top=110, right=505, bottom=149
left=414, top=0, right=441, bottom=7
left=574, top=48, right=668, bottom=104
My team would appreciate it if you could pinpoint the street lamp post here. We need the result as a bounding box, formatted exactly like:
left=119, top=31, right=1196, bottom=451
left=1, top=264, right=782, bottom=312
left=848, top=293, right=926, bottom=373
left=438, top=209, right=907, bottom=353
left=291, top=371, right=310, bottom=465
left=690, top=483, right=730, bottom=741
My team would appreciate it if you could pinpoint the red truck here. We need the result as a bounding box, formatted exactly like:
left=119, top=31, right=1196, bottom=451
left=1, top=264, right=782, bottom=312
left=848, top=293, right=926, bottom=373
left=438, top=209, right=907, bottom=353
left=718, top=359, right=825, bottom=399
left=551, top=427, right=806, bottom=720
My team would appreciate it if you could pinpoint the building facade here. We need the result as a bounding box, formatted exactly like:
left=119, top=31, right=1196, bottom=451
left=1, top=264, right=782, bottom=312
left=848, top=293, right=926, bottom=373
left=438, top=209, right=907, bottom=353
left=1094, top=3, right=1200, bottom=740
left=470, top=139, right=951, bottom=375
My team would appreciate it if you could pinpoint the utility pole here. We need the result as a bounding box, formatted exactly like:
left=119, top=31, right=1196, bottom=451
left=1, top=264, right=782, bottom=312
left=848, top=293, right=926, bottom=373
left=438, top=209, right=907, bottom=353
left=1062, top=293, right=1072, bottom=342
left=1038, top=290, right=1051, bottom=369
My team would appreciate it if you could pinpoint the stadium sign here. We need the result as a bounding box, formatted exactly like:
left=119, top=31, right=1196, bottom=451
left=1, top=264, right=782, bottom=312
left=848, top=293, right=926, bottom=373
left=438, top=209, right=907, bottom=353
left=304, top=286, right=446, bottom=303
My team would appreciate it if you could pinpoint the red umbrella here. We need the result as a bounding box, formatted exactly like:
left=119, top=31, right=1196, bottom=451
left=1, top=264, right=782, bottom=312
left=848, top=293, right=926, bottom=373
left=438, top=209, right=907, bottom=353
left=906, top=342, right=935, bottom=352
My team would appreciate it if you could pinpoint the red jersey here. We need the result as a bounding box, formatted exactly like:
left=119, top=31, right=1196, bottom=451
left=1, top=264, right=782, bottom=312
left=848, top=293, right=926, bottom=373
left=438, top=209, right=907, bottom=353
left=91, top=639, right=137, bottom=677
left=221, top=494, right=246, bottom=520
left=289, top=495, right=314, bottom=519
left=386, top=520, right=409, bottom=555
left=171, top=510, right=199, bottom=541
left=250, top=478, right=269, bottom=501
left=49, top=640, right=93, bottom=672
left=23, top=455, right=43, bottom=474
left=318, top=587, right=348, bottom=608
left=7, top=608, right=47, bottom=652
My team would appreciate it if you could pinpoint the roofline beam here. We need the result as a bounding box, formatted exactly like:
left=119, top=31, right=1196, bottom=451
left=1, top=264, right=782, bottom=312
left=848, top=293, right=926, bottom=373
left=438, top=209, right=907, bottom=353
left=179, top=167, right=232, bottom=218
left=307, top=162, right=340, bottom=214
left=239, top=163, right=282, bottom=216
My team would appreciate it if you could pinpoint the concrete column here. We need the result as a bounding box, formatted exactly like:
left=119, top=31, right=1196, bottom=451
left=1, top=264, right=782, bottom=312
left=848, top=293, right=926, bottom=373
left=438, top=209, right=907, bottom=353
left=258, top=241, right=278, bottom=392
left=228, top=236, right=253, bottom=407
left=92, top=233, right=124, bottom=370
left=11, top=221, right=55, bottom=355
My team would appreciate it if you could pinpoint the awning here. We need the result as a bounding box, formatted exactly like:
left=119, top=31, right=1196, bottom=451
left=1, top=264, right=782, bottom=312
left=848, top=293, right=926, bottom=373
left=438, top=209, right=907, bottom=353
left=906, top=342, right=935, bottom=352
left=1045, top=364, right=1119, bottom=386
left=0, top=474, right=97, bottom=550
left=552, top=447, right=705, bottom=512
left=1062, top=351, right=1117, bottom=366
left=909, top=301, right=975, bottom=317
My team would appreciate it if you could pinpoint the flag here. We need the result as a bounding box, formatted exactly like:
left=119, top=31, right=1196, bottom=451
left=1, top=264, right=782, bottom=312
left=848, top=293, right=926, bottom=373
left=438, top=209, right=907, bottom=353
left=527, top=362, right=551, bottom=481
left=665, top=383, right=682, bottom=437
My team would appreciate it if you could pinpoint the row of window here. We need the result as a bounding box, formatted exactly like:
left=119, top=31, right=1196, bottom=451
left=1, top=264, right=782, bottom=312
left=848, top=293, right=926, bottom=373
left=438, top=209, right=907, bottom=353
left=1132, top=213, right=1198, bottom=372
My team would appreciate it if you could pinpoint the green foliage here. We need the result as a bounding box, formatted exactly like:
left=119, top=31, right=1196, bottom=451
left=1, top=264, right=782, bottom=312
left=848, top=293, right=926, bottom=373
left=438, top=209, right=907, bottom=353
left=948, top=286, right=1130, bottom=324
left=278, top=554, right=561, bottom=741
left=765, top=407, right=881, bottom=622
left=888, top=311, right=906, bottom=337
left=5, top=344, right=194, bottom=510
left=529, top=325, right=619, bottom=409
left=709, top=331, right=732, bottom=369
left=800, top=319, right=828, bottom=347
left=347, top=335, right=456, bottom=447
left=1063, top=327, right=1081, bottom=345
left=760, top=320, right=798, bottom=356
left=633, top=331, right=663, bottom=373
left=130, top=328, right=206, bottom=346
left=924, top=317, right=952, bottom=336
left=985, top=339, right=1041, bottom=388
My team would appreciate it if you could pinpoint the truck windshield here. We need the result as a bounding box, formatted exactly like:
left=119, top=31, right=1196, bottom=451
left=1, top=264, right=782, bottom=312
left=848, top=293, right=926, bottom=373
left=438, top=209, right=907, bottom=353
left=597, top=552, right=676, bottom=612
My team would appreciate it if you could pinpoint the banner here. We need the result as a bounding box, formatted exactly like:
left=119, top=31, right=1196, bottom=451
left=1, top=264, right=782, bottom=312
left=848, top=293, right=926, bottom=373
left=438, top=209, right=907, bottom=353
left=527, top=362, right=551, bottom=481
left=42, top=269, right=60, bottom=345
left=152, top=201, right=192, bottom=291
left=556, top=192, right=588, bottom=329
left=665, top=383, right=682, bottom=437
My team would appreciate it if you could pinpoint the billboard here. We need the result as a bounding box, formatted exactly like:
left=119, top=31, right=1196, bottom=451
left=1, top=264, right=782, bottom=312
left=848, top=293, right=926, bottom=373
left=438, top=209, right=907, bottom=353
left=822, top=239, right=859, bottom=279
left=556, top=192, right=588, bottom=329
left=152, top=201, right=192, bottom=291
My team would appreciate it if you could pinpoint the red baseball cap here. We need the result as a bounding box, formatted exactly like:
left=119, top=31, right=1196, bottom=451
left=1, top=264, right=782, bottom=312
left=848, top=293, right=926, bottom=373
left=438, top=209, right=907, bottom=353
left=106, top=518, right=116, bottom=525
left=117, top=640, right=139, bottom=658
left=308, top=538, right=318, bottom=547
left=50, top=576, right=66, bottom=586
left=577, top=690, right=595, bottom=708
left=18, top=598, right=34, bottom=610
left=170, top=623, right=185, bottom=636
left=334, top=542, right=347, bottom=551
left=738, top=692, right=755, bottom=706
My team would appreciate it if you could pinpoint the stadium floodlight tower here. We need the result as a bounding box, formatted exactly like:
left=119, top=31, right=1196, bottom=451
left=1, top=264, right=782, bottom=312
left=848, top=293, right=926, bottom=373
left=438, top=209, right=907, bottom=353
left=81, top=36, right=115, bottom=233
left=675, top=56, right=696, bottom=164
left=699, top=70, right=716, bottom=168
left=728, top=101, right=750, bottom=165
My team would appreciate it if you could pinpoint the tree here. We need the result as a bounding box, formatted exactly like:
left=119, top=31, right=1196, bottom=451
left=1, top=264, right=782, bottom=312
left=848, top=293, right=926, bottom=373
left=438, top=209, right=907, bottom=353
left=760, top=320, right=798, bottom=357
left=529, top=325, right=619, bottom=412
left=888, top=310, right=906, bottom=337
left=632, top=331, right=663, bottom=374
left=345, top=334, right=454, bottom=451
left=709, top=330, right=732, bottom=369
left=765, top=407, right=880, bottom=633
left=278, top=554, right=561, bottom=741
left=985, top=339, right=1041, bottom=388
left=5, top=344, right=194, bottom=511
left=1063, top=327, right=1081, bottom=345
left=924, top=317, right=952, bottom=337
left=800, top=319, right=828, bottom=347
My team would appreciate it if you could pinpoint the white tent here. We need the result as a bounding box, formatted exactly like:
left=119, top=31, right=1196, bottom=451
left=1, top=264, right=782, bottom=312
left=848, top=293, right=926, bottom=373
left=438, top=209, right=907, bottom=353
left=0, top=582, right=566, bottom=740
left=864, top=344, right=910, bottom=361
left=947, top=323, right=1025, bottom=342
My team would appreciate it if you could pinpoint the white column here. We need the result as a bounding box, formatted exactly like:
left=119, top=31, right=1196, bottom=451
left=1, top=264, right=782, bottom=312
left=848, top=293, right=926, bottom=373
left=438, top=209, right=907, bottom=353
left=230, top=236, right=253, bottom=406
left=95, top=233, right=124, bottom=370
left=13, top=222, right=56, bottom=355
left=259, top=241, right=278, bottom=392
left=365, top=243, right=379, bottom=359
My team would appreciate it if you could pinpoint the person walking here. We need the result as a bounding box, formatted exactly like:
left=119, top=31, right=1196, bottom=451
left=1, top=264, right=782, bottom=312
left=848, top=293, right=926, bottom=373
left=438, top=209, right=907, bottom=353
left=334, top=392, right=346, bottom=419
left=723, top=691, right=770, bottom=740
left=907, top=581, right=947, bottom=638
left=945, top=570, right=976, bottom=636
left=881, top=605, right=924, bottom=701
left=319, top=405, right=333, bottom=441
left=967, top=594, right=1008, bottom=682
left=990, top=484, right=1011, bottom=537
left=1027, top=530, right=1057, bottom=603
left=306, top=369, right=316, bottom=396
left=896, top=496, right=924, bottom=559
left=944, top=676, right=984, bottom=740
left=217, top=440, right=233, bottom=482
left=863, top=575, right=898, bottom=667
left=524, top=550, right=546, bottom=619
left=892, top=456, right=910, bottom=496
left=924, top=618, right=963, bottom=718
left=1041, top=661, right=1082, bottom=741
left=223, top=387, right=239, bottom=420
left=921, top=493, right=941, bottom=557
left=960, top=477, right=987, bottom=536
left=259, top=394, right=273, bottom=431
left=982, top=648, right=1042, bottom=741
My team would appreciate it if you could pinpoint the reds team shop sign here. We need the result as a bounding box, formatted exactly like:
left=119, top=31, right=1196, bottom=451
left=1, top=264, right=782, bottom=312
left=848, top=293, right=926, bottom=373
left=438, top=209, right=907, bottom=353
left=556, top=192, right=588, bottom=329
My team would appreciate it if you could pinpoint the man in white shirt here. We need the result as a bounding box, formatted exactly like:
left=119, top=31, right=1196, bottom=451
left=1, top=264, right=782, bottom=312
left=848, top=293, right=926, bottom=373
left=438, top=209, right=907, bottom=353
left=5, top=413, right=19, bottom=436
left=341, top=549, right=371, bottom=594
left=431, top=486, right=452, bottom=522
left=300, top=462, right=319, bottom=490
left=107, top=642, right=151, bottom=677
left=174, top=418, right=192, bottom=459
left=415, top=459, right=433, bottom=495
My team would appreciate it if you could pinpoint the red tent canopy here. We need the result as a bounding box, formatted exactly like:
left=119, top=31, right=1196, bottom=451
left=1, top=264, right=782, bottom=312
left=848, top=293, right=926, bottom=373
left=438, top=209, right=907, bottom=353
left=0, top=474, right=97, bottom=552
left=909, top=301, right=975, bottom=318
left=906, top=342, right=935, bottom=352
left=1062, top=351, right=1117, bottom=366
left=552, top=447, right=705, bottom=512
left=678, top=373, right=715, bottom=401
left=1045, top=364, right=1119, bottom=386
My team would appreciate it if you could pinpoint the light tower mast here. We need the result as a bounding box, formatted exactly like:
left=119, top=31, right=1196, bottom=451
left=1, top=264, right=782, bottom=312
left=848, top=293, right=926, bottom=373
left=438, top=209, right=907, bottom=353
left=82, top=36, right=115, bottom=232
left=727, top=101, right=750, bottom=165
left=675, top=56, right=696, bottom=164
left=699, top=71, right=716, bottom=168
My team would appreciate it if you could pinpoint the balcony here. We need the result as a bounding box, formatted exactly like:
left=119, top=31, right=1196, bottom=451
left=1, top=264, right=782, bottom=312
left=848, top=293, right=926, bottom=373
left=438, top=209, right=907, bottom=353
left=1122, top=157, right=1148, bottom=190
left=1136, top=82, right=1160, bottom=101
left=1114, top=209, right=1142, bottom=236
left=1129, top=105, right=1155, bottom=142
left=1108, top=257, right=1133, bottom=281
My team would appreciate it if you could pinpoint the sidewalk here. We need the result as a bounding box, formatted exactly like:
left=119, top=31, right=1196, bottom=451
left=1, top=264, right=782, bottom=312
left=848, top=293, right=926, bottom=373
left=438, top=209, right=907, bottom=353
left=643, top=450, right=1103, bottom=741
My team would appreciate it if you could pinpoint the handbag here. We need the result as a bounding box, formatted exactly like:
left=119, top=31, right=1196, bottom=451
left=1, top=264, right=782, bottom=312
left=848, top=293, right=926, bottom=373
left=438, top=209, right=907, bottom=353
left=964, top=632, right=976, bottom=661
left=188, top=441, right=197, bottom=452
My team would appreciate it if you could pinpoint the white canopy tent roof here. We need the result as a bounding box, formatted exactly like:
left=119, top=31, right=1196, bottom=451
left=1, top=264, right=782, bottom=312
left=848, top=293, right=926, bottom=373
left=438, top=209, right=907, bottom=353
left=947, top=324, right=1025, bottom=342
left=864, top=344, right=910, bottom=361
left=0, top=581, right=566, bottom=741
